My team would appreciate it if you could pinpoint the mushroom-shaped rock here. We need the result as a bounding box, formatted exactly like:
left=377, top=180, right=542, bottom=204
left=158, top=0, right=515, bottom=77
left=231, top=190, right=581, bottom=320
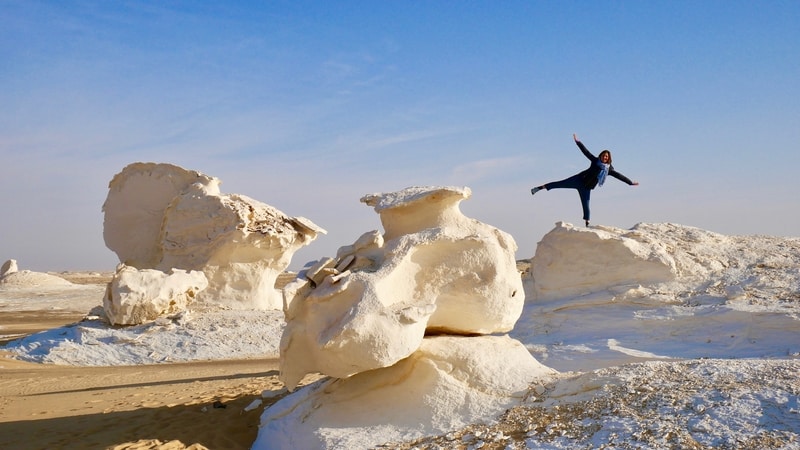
left=257, top=335, right=557, bottom=450
left=157, top=186, right=324, bottom=309
left=102, top=162, right=325, bottom=309
left=280, top=186, right=524, bottom=389
left=103, top=265, right=208, bottom=325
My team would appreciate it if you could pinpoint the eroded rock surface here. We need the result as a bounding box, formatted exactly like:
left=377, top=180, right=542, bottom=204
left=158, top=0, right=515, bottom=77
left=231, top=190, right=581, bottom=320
left=259, top=335, right=556, bottom=450
left=530, top=221, right=677, bottom=302
left=103, top=265, right=208, bottom=325
left=102, top=162, right=325, bottom=310
left=279, top=186, right=525, bottom=389
left=258, top=186, right=554, bottom=450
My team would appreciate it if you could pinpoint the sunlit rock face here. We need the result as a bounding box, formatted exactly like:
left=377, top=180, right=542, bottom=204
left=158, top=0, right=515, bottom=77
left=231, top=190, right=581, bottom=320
left=530, top=221, right=678, bottom=302
left=1, top=259, right=18, bottom=278
left=279, top=186, right=525, bottom=390
left=103, top=265, right=208, bottom=325
left=528, top=222, right=742, bottom=303
left=257, top=186, right=556, bottom=450
left=102, top=162, right=325, bottom=310
left=256, top=335, right=556, bottom=450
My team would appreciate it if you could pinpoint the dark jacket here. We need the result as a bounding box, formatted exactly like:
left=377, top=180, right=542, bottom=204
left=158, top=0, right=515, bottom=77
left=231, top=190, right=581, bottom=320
left=575, top=140, right=634, bottom=189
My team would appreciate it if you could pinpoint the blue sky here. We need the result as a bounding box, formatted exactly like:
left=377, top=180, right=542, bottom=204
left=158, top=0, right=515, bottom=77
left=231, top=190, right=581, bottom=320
left=2, top=1, right=798, bottom=272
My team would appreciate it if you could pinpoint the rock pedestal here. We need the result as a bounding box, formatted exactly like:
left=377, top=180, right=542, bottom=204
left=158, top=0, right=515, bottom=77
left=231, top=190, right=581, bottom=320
left=255, top=186, right=556, bottom=450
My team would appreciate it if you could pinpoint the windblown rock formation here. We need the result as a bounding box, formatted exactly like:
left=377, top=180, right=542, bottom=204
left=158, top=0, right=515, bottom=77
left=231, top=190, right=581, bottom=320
left=514, top=221, right=800, bottom=375
left=528, top=222, right=738, bottom=302
left=256, top=186, right=556, bottom=449
left=530, top=222, right=676, bottom=302
left=102, top=162, right=325, bottom=310
left=260, top=335, right=554, bottom=449
left=103, top=265, right=208, bottom=325
left=1, top=259, right=18, bottom=278
left=279, top=186, right=526, bottom=389
left=0, top=259, right=73, bottom=288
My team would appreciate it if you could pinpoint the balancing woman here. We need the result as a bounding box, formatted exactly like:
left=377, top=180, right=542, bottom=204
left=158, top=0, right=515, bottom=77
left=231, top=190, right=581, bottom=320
left=531, top=134, right=639, bottom=227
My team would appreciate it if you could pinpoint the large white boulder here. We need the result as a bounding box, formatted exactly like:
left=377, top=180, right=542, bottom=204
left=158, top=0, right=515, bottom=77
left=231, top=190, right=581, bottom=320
left=279, top=186, right=524, bottom=389
left=103, top=265, right=208, bottom=325
left=102, top=162, right=325, bottom=309
left=102, top=163, right=218, bottom=269
left=256, top=335, right=556, bottom=450
left=528, top=222, right=743, bottom=303
left=530, top=222, right=678, bottom=302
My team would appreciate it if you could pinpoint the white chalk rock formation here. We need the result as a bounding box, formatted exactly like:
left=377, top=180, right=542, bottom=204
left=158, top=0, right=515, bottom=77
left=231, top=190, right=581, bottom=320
left=102, top=163, right=218, bottom=269
left=256, top=335, right=556, bottom=450
left=280, top=186, right=524, bottom=389
left=530, top=222, right=678, bottom=302
left=1, top=259, right=18, bottom=278
left=528, top=222, right=743, bottom=303
left=103, top=265, right=208, bottom=325
left=102, top=162, right=325, bottom=309
left=0, top=259, right=74, bottom=288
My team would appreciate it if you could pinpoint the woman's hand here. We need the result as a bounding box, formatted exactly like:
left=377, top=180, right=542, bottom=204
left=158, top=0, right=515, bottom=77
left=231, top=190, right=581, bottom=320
left=573, top=133, right=579, bottom=142
left=632, top=181, right=640, bottom=186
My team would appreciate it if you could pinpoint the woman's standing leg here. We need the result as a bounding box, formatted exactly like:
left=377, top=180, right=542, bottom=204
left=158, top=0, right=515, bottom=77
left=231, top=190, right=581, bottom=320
left=533, top=174, right=592, bottom=226
left=578, top=188, right=591, bottom=226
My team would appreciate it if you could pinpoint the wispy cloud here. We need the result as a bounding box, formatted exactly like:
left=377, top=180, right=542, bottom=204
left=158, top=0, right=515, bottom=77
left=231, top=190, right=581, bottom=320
left=449, top=156, right=528, bottom=184
left=360, top=128, right=461, bottom=150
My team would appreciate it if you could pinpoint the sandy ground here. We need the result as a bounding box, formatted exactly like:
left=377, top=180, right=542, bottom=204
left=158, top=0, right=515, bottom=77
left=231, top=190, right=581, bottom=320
left=0, top=272, right=299, bottom=450
left=0, top=351, right=282, bottom=450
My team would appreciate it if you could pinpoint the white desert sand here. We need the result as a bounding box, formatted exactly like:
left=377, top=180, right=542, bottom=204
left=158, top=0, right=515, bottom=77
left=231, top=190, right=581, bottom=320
left=0, top=270, right=319, bottom=450
left=0, top=271, right=308, bottom=450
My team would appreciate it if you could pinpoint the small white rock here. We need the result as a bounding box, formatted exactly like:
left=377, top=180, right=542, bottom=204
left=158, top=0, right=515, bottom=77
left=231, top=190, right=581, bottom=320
left=243, top=399, right=263, bottom=412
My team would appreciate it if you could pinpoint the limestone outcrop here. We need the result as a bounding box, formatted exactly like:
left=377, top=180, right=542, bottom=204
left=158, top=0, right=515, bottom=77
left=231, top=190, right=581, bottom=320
left=530, top=221, right=677, bottom=302
left=258, top=335, right=555, bottom=449
left=103, top=265, right=208, bottom=325
left=102, top=162, right=325, bottom=310
left=1, top=259, right=18, bottom=278
left=279, top=186, right=525, bottom=389
left=256, top=186, right=555, bottom=450
left=0, top=259, right=73, bottom=288
left=527, top=222, right=743, bottom=304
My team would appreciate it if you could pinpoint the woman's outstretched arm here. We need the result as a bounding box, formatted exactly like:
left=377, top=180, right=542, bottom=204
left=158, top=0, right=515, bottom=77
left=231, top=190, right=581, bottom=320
left=609, top=168, right=640, bottom=185
left=573, top=133, right=595, bottom=161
